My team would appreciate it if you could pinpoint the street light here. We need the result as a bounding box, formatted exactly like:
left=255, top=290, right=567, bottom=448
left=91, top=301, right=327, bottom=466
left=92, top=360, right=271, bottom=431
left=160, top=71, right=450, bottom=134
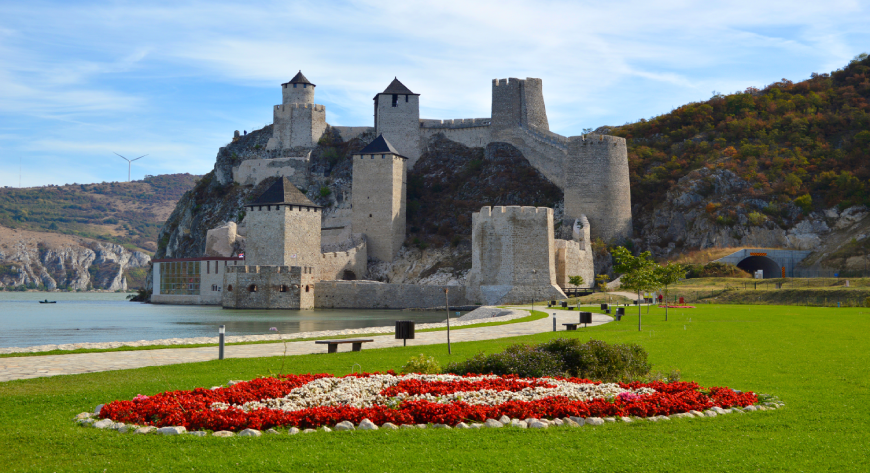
left=531, top=269, right=537, bottom=312
left=218, top=325, right=225, bottom=360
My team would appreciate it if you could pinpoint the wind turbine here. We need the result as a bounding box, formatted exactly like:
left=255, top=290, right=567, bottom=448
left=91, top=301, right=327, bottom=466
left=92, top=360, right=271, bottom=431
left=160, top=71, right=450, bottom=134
left=113, top=153, right=148, bottom=182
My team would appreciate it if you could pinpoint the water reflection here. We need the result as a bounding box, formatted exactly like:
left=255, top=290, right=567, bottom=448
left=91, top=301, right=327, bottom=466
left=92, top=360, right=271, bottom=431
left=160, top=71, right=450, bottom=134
left=0, top=293, right=451, bottom=348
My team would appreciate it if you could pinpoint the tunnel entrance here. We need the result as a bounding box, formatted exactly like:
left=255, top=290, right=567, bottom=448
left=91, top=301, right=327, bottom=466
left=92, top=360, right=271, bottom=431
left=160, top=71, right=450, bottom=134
left=736, top=256, right=781, bottom=279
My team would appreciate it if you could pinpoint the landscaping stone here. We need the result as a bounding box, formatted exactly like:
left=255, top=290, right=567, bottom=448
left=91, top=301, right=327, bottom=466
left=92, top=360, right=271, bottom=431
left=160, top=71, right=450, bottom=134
left=585, top=417, right=604, bottom=426
left=484, top=419, right=503, bottom=428
left=110, top=422, right=125, bottom=430
left=553, top=418, right=564, bottom=426
left=689, top=410, right=704, bottom=417
left=712, top=407, right=729, bottom=414
left=77, top=418, right=95, bottom=425
left=266, top=429, right=281, bottom=435
left=469, top=424, right=483, bottom=429
left=528, top=420, right=548, bottom=429
left=703, top=410, right=718, bottom=417
left=569, top=416, right=585, bottom=426
left=620, top=417, right=633, bottom=422
left=744, top=405, right=757, bottom=412
left=498, top=415, right=511, bottom=425
left=302, top=429, right=316, bottom=433
left=381, top=423, right=398, bottom=430
left=731, top=408, right=745, bottom=414
left=288, top=427, right=300, bottom=435
left=93, top=419, right=114, bottom=429
left=400, top=424, right=416, bottom=430
left=758, top=406, right=769, bottom=411
left=320, top=427, right=332, bottom=433
left=189, top=431, right=208, bottom=437
left=510, top=420, right=528, bottom=428
left=118, top=424, right=138, bottom=433
left=670, top=413, right=692, bottom=419
left=335, top=421, right=355, bottom=431
left=603, top=417, right=616, bottom=423
left=433, top=424, right=451, bottom=429
left=239, top=428, right=262, bottom=437
left=94, top=404, right=104, bottom=415
left=75, top=412, right=93, bottom=420
left=213, top=431, right=235, bottom=437
left=134, top=427, right=156, bottom=434
left=455, top=422, right=470, bottom=429
left=358, top=419, right=378, bottom=431
left=227, top=380, right=243, bottom=386
left=157, top=426, right=187, bottom=435
left=416, top=424, right=427, bottom=429
left=648, top=416, right=659, bottom=422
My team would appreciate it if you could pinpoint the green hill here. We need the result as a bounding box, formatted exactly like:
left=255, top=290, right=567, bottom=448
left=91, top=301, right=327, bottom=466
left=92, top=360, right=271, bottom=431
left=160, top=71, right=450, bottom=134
left=0, top=174, right=200, bottom=253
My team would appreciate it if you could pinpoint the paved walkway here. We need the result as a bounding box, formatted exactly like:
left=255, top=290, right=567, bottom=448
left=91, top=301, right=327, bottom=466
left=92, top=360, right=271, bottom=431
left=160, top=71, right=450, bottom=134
left=0, top=309, right=612, bottom=382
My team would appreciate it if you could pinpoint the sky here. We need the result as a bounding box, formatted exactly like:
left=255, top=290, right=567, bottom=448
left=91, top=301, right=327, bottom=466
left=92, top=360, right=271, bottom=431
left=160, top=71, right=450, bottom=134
left=1, top=0, right=869, bottom=188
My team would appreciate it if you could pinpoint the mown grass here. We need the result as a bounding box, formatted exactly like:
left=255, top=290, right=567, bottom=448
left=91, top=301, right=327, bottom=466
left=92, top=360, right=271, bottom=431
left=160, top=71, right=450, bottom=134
left=0, top=311, right=549, bottom=359
left=1, top=304, right=868, bottom=472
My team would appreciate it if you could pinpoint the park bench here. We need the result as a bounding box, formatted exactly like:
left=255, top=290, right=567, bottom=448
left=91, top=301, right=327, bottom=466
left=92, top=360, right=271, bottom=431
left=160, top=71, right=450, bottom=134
left=562, top=323, right=580, bottom=331
left=315, top=338, right=375, bottom=353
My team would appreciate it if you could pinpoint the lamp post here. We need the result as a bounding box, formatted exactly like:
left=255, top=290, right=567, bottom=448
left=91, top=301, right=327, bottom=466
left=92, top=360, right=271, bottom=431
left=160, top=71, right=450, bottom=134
left=531, top=269, right=537, bottom=312
left=218, top=325, right=225, bottom=360
left=444, top=288, right=451, bottom=355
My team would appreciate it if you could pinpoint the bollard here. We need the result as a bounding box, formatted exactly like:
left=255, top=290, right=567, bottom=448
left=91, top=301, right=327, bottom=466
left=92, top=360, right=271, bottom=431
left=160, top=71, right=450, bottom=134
left=552, top=313, right=557, bottom=332
left=219, top=325, right=225, bottom=360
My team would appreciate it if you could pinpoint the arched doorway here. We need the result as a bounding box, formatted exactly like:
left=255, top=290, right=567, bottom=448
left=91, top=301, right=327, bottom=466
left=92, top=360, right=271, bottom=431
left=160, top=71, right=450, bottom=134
left=737, top=256, right=781, bottom=279
left=342, top=270, right=356, bottom=281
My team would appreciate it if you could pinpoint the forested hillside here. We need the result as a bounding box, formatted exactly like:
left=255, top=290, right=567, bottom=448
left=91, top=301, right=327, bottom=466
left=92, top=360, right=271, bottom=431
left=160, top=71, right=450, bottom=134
left=613, top=53, right=870, bottom=216
left=0, top=174, right=199, bottom=253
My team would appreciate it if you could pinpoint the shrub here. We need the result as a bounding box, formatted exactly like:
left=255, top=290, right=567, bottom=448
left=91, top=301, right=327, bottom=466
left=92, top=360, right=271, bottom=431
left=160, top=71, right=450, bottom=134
left=537, top=338, right=651, bottom=382
left=794, top=194, right=813, bottom=213
left=445, top=344, right=564, bottom=378
left=401, top=354, right=442, bottom=374
left=746, top=211, right=765, bottom=226
left=319, top=186, right=331, bottom=198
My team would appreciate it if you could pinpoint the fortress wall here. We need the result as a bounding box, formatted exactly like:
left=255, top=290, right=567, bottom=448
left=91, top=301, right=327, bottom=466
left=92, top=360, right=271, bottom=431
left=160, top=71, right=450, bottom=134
left=222, top=265, right=315, bottom=309
left=315, top=281, right=469, bottom=308
left=232, top=156, right=310, bottom=188
left=320, top=240, right=367, bottom=281
left=282, top=82, right=314, bottom=104
left=554, top=239, right=594, bottom=289
left=491, top=78, right=523, bottom=131
left=521, top=78, right=549, bottom=131
left=352, top=153, right=406, bottom=262
left=271, top=104, right=326, bottom=149
left=565, top=134, right=632, bottom=243
left=420, top=126, right=492, bottom=149
left=465, top=206, right=566, bottom=305
left=375, top=94, right=421, bottom=166
left=491, top=127, right=568, bottom=189
left=332, top=126, right=374, bottom=142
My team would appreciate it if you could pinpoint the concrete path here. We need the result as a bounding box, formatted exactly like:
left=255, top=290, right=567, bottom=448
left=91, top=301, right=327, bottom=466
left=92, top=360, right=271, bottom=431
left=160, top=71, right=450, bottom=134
left=0, top=309, right=612, bottom=383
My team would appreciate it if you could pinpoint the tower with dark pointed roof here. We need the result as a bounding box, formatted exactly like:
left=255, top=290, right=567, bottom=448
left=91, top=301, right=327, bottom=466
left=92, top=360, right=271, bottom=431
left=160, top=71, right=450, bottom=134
left=373, top=77, right=421, bottom=167
left=352, top=134, right=407, bottom=262
left=267, top=70, right=327, bottom=150
left=243, top=177, right=322, bottom=271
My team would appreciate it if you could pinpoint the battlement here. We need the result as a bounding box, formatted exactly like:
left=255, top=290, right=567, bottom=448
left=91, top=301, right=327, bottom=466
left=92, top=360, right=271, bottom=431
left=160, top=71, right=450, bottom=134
left=491, top=77, right=548, bottom=132
left=321, top=239, right=366, bottom=260
left=226, top=265, right=300, bottom=274
left=567, top=134, right=626, bottom=147
left=492, top=78, right=523, bottom=87
left=274, top=103, right=326, bottom=112
left=419, top=118, right=491, bottom=129
left=476, top=206, right=553, bottom=221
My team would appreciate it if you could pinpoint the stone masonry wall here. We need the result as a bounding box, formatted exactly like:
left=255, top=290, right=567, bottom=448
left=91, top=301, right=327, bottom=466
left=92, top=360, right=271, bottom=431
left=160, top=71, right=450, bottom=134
left=465, top=206, right=566, bottom=305
left=245, top=204, right=322, bottom=274
left=351, top=153, right=406, bottom=262
left=269, top=104, right=327, bottom=149
left=282, top=82, right=314, bottom=105
left=315, top=280, right=469, bottom=308
left=320, top=239, right=367, bottom=281
left=222, top=265, right=315, bottom=309
left=375, top=94, right=421, bottom=166
left=565, top=134, right=633, bottom=243
left=419, top=124, right=492, bottom=151
left=232, top=156, right=310, bottom=188
left=554, top=239, right=594, bottom=289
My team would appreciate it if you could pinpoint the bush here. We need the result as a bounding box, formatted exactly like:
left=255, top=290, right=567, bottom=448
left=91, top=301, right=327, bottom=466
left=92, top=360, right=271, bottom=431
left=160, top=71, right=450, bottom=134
left=401, top=354, right=442, bottom=374
left=445, top=344, right=564, bottom=378
left=444, top=339, right=652, bottom=382
left=686, top=262, right=751, bottom=278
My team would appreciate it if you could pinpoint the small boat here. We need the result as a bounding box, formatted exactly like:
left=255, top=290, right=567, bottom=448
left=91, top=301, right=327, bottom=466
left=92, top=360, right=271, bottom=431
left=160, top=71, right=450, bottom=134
left=39, top=299, right=57, bottom=304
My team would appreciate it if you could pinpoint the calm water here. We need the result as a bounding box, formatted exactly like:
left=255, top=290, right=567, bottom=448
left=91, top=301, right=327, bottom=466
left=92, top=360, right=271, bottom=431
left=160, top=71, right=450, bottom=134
left=0, top=292, right=449, bottom=348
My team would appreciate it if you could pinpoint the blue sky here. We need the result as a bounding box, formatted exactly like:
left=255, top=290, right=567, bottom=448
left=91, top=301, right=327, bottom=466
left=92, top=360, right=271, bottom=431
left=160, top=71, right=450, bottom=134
left=1, top=0, right=869, bottom=188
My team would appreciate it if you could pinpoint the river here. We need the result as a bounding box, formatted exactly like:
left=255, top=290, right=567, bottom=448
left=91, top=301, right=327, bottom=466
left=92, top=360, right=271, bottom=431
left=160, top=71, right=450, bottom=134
left=0, top=292, right=449, bottom=348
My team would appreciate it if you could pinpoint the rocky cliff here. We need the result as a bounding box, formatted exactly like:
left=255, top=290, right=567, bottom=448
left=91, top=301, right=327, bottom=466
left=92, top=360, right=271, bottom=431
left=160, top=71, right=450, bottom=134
left=0, top=226, right=151, bottom=291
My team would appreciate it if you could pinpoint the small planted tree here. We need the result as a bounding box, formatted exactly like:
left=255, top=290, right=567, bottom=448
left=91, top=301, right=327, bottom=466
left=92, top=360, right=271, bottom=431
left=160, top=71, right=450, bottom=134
left=611, top=246, right=659, bottom=331
left=655, top=262, right=687, bottom=321
left=568, top=275, right=584, bottom=287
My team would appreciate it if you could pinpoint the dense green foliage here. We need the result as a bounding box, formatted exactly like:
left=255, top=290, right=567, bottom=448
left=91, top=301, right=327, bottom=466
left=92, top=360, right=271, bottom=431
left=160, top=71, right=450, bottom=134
left=400, top=354, right=442, bottom=374
left=613, top=54, right=870, bottom=212
left=0, top=174, right=198, bottom=251
left=685, top=261, right=751, bottom=278
left=0, top=304, right=867, bottom=471
left=444, top=338, right=651, bottom=382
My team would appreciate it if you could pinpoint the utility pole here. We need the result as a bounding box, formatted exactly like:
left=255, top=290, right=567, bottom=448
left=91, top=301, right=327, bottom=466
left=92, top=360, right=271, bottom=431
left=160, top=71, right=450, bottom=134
left=113, top=153, right=148, bottom=182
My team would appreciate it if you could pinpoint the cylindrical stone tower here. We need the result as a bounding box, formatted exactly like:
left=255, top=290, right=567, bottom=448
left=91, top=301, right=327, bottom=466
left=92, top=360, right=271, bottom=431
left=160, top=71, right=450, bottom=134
left=282, top=70, right=315, bottom=104
left=564, top=134, right=632, bottom=243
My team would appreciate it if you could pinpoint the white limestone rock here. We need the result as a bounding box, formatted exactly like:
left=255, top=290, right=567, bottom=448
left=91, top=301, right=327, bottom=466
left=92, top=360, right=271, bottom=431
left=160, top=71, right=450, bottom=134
left=288, top=427, right=300, bottom=435
left=484, top=419, right=503, bottom=428
left=358, top=419, right=378, bottom=431
left=603, top=417, right=616, bottom=423
left=433, top=424, right=451, bottom=429
left=157, top=426, right=187, bottom=435
left=703, top=410, right=718, bottom=417
left=455, top=422, right=470, bottom=429
left=381, top=423, right=399, bottom=430
left=93, top=419, right=114, bottom=429
left=528, top=420, right=548, bottom=429
left=94, top=404, right=104, bottom=415
left=689, top=410, right=705, bottom=417
left=553, top=418, right=564, bottom=426
left=498, top=415, right=511, bottom=425
left=569, top=416, right=585, bottom=426
left=585, top=417, right=604, bottom=426
left=302, top=429, right=316, bottom=433
left=266, top=429, right=281, bottom=435
left=320, top=427, right=332, bottom=433
left=400, top=424, right=416, bottom=430
left=620, top=417, right=633, bottom=423
left=134, top=426, right=156, bottom=434
left=77, top=418, right=95, bottom=426
left=469, top=424, right=483, bottom=429
left=416, top=424, right=427, bottom=429
left=75, top=412, right=94, bottom=420
left=510, top=419, right=528, bottom=429
left=335, top=421, right=355, bottom=431
left=189, top=431, right=208, bottom=437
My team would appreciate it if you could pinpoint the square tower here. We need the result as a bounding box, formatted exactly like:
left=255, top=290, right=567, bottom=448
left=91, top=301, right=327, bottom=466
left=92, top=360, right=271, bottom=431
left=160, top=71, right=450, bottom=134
left=352, top=135, right=407, bottom=262
left=244, top=177, right=322, bottom=275
left=373, top=78, right=421, bottom=167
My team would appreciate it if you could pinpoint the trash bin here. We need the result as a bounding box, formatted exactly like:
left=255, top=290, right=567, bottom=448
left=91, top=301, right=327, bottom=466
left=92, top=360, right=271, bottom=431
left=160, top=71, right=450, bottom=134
left=579, top=312, right=593, bottom=325
left=395, top=321, right=415, bottom=346
left=615, top=307, right=625, bottom=321
left=561, top=301, right=568, bottom=308
left=600, top=303, right=609, bottom=311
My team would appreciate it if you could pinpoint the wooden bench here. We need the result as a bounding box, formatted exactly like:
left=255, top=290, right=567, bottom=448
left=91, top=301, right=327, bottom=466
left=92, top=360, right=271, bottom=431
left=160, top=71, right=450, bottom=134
left=315, top=339, right=375, bottom=353
left=562, top=323, right=580, bottom=331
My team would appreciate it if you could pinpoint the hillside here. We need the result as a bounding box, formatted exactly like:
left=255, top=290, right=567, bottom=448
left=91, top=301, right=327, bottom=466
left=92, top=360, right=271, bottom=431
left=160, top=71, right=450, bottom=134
left=0, top=173, right=200, bottom=253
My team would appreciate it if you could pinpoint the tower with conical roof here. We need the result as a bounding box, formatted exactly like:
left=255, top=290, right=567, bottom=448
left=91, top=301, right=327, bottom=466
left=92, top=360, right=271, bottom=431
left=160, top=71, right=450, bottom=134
left=373, top=78, right=421, bottom=167
left=352, top=134, right=407, bottom=262
left=267, top=70, right=327, bottom=150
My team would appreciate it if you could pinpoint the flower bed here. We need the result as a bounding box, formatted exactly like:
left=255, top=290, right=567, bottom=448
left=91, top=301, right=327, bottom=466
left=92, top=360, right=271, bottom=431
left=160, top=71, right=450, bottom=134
left=97, top=372, right=757, bottom=432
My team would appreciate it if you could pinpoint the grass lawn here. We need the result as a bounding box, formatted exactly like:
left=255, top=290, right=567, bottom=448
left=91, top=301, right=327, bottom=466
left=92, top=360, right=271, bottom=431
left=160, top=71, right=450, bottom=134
left=1, top=304, right=868, bottom=472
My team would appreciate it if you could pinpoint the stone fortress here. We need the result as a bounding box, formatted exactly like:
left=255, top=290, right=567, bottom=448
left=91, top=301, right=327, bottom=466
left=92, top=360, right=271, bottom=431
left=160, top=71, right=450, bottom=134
left=151, top=71, right=631, bottom=309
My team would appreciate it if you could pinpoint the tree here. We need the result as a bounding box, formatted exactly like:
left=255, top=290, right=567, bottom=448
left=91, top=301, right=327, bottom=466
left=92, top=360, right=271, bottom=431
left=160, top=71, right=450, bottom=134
left=595, top=274, right=609, bottom=293
left=655, top=262, right=687, bottom=322
left=611, top=246, right=659, bottom=331
left=568, top=275, right=584, bottom=287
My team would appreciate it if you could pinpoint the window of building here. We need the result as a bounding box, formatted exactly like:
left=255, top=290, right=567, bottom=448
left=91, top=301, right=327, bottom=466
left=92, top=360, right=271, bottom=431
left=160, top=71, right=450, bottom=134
left=293, top=84, right=297, bottom=88
left=382, top=154, right=385, bottom=159
left=227, top=284, right=233, bottom=292
left=158, top=260, right=200, bottom=295
left=207, top=261, right=210, bottom=274
left=392, top=94, right=398, bottom=107
left=405, top=95, right=409, bottom=102
left=305, top=285, right=310, bottom=293
left=303, top=84, right=307, bottom=88
left=248, top=284, right=258, bottom=293
left=280, top=285, right=288, bottom=293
